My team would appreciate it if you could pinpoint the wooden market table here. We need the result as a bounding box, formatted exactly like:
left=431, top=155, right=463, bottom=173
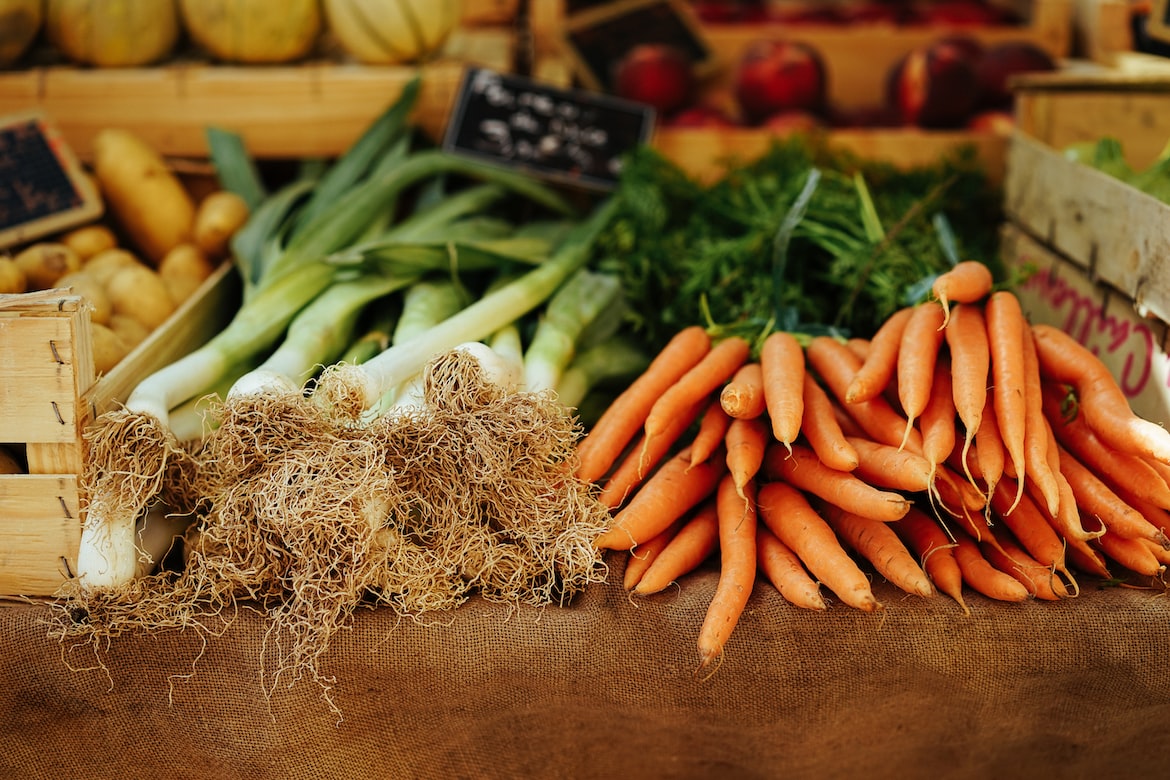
left=2, top=562, right=1167, bottom=779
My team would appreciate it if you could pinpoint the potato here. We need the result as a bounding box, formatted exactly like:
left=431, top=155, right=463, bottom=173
left=0, top=445, right=23, bottom=475
left=0, top=257, right=27, bottom=294
left=55, top=270, right=113, bottom=325
left=106, top=263, right=176, bottom=331
left=158, top=242, right=215, bottom=303
left=60, top=223, right=119, bottom=260
left=193, top=190, right=250, bottom=259
left=84, top=248, right=143, bottom=285
left=92, top=127, right=196, bottom=265
left=107, top=313, right=151, bottom=349
left=13, top=242, right=83, bottom=290
left=90, top=322, right=130, bottom=375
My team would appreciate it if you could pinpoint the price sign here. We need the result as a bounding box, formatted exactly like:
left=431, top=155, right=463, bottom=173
left=0, top=111, right=103, bottom=251
left=442, top=66, right=655, bottom=191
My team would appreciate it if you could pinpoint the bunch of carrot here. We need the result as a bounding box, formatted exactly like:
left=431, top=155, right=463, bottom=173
left=576, top=260, right=1170, bottom=674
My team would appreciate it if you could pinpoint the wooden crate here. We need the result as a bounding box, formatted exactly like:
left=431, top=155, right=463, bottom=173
left=0, top=27, right=515, bottom=162
left=1068, top=0, right=1133, bottom=63
left=0, top=263, right=240, bottom=596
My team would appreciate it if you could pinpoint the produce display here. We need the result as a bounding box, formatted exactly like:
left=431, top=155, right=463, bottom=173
left=1064, top=135, right=1170, bottom=203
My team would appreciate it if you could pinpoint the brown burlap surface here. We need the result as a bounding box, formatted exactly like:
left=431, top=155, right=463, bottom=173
left=2, top=557, right=1168, bottom=780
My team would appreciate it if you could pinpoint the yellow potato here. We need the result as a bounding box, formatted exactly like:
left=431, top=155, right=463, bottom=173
left=107, top=313, right=151, bottom=349
left=158, top=242, right=216, bottom=303
left=106, top=263, right=176, bottom=331
left=55, top=270, right=113, bottom=325
left=90, top=322, right=130, bottom=375
left=193, top=190, right=250, bottom=259
left=60, top=223, right=119, bottom=260
left=13, top=242, right=83, bottom=290
left=85, top=248, right=143, bottom=285
left=0, top=257, right=27, bottom=294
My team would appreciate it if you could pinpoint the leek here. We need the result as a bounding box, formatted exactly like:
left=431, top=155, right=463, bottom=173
left=554, top=336, right=652, bottom=410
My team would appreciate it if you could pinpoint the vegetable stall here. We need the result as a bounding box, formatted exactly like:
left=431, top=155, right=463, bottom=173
left=3, top=1, right=1170, bottom=778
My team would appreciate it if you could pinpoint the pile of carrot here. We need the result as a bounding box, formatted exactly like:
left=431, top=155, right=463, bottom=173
left=576, top=260, right=1170, bottom=674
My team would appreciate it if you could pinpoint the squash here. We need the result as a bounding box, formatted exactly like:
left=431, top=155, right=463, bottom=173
left=45, top=0, right=179, bottom=67
left=0, top=0, right=42, bottom=67
left=179, top=0, right=322, bottom=64
left=323, top=0, right=460, bottom=65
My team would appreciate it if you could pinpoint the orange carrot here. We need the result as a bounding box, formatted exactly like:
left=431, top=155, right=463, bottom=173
left=644, top=336, right=751, bottom=445
left=696, top=475, right=758, bottom=673
left=1141, top=538, right=1170, bottom=566
left=755, top=523, right=826, bottom=611
left=757, top=481, right=882, bottom=612
left=950, top=530, right=1031, bottom=602
left=974, top=393, right=1005, bottom=502
left=990, top=477, right=1070, bottom=574
left=1035, top=463, right=1102, bottom=545
left=845, top=338, right=870, bottom=362
left=1057, top=444, right=1170, bottom=548
left=985, top=290, right=1029, bottom=514
left=725, top=416, right=770, bottom=500
left=763, top=443, right=912, bottom=522
left=595, top=446, right=725, bottom=551
left=1020, top=325, right=1061, bottom=517
left=801, top=374, right=859, bottom=472
left=846, top=305, right=914, bottom=404
left=944, top=302, right=990, bottom=487
left=821, top=503, right=934, bottom=597
left=632, top=499, right=719, bottom=596
left=1088, top=517, right=1166, bottom=578
left=720, top=361, right=767, bottom=420
left=623, top=517, right=684, bottom=591
left=806, top=336, right=922, bottom=452
left=980, top=526, right=1071, bottom=601
left=919, top=353, right=957, bottom=491
left=895, top=506, right=968, bottom=613
left=577, top=325, right=711, bottom=483
left=759, top=331, right=805, bottom=451
left=1065, top=538, right=1112, bottom=579
left=1032, top=323, right=1170, bottom=464
left=932, top=260, right=994, bottom=326
left=599, top=397, right=706, bottom=510
left=847, top=435, right=934, bottom=494
left=1110, top=484, right=1170, bottom=549
left=896, top=302, right=948, bottom=449
left=689, top=397, right=733, bottom=468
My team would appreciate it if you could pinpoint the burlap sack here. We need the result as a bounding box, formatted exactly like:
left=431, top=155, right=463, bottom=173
left=2, top=557, right=1168, bottom=780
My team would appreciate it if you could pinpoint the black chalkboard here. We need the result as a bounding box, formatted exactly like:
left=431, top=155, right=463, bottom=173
left=0, top=112, right=102, bottom=251
left=560, top=0, right=717, bottom=92
left=441, top=67, right=655, bottom=191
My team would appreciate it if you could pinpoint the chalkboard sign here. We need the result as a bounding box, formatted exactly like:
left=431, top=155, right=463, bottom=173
left=559, top=0, right=718, bottom=92
left=0, top=112, right=102, bottom=251
left=442, top=67, right=655, bottom=191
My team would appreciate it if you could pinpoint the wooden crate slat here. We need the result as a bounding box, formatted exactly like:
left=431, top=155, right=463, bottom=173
left=0, top=475, right=82, bottom=596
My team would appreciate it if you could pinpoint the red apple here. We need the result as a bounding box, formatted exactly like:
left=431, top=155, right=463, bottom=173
left=975, top=41, right=1056, bottom=109
left=761, top=109, right=824, bottom=133
left=734, top=39, right=828, bottom=125
left=612, top=44, right=696, bottom=117
left=967, top=109, right=1016, bottom=135
left=887, top=38, right=980, bottom=128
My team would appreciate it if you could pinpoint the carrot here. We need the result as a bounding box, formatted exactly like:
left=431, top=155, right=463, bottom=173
left=632, top=499, right=719, bottom=596
left=696, top=475, right=758, bottom=674
left=931, top=260, right=994, bottom=327
left=1109, top=484, right=1170, bottom=549
left=623, top=517, right=684, bottom=591
left=847, top=435, right=934, bottom=494
left=1087, top=516, right=1166, bottom=578
left=944, top=302, right=989, bottom=488
left=1141, top=538, right=1170, bottom=566
left=1032, top=323, right=1170, bottom=464
left=725, top=416, right=770, bottom=500
left=720, top=361, right=767, bottom=420
left=974, top=393, right=1005, bottom=502
left=896, top=302, right=948, bottom=449
left=980, top=527, right=1071, bottom=601
left=895, top=506, right=968, bottom=613
left=599, top=397, right=706, bottom=510
left=950, top=530, right=1031, bottom=602
left=757, top=481, right=882, bottom=612
left=801, top=374, right=859, bottom=472
left=990, top=477, right=1070, bottom=574
left=845, top=338, right=870, bottom=362
left=1020, top=325, right=1061, bottom=517
left=644, top=335, right=751, bottom=446
left=689, top=397, right=733, bottom=468
left=577, top=325, right=711, bottom=483
left=759, top=331, right=805, bottom=452
left=1042, top=382, right=1170, bottom=509
left=1065, top=538, right=1112, bottom=579
left=1036, top=463, right=1102, bottom=545
left=595, top=446, right=725, bottom=551
left=755, top=523, right=826, bottom=611
left=846, top=305, right=914, bottom=404
left=806, top=336, right=922, bottom=452
left=763, top=443, right=912, bottom=522
left=919, top=353, right=957, bottom=492
left=1057, top=444, right=1170, bottom=548
left=985, top=290, right=1029, bottom=515
left=822, top=503, right=934, bottom=597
